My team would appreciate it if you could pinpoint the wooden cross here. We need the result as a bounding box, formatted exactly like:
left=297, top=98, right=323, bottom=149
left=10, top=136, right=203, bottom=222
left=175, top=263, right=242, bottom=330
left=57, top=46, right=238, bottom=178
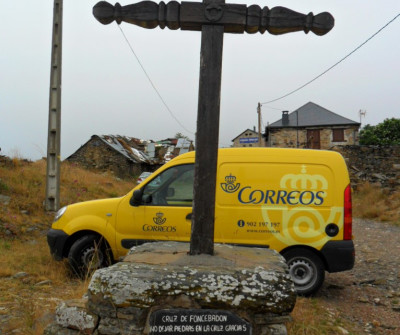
left=93, top=0, right=334, bottom=255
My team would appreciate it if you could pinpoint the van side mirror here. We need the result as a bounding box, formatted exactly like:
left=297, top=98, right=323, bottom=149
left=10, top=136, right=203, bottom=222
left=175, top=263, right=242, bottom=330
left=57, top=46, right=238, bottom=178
left=142, top=194, right=152, bottom=204
left=130, top=189, right=143, bottom=206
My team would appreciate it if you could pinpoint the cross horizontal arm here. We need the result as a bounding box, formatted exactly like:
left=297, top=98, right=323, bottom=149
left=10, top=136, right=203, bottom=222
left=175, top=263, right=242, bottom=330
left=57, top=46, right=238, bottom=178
left=93, top=1, right=334, bottom=35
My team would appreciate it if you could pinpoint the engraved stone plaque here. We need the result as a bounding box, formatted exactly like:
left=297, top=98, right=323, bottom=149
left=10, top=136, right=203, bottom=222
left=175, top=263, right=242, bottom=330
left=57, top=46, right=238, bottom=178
left=149, top=309, right=251, bottom=335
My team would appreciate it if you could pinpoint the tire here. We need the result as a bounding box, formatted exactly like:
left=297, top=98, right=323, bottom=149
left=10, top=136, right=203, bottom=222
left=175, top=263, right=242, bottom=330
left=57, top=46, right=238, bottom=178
left=282, top=249, right=325, bottom=296
left=68, top=235, right=111, bottom=278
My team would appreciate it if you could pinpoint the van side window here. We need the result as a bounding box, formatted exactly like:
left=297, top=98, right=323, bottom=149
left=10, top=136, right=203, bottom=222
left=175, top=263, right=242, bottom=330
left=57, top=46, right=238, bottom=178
left=142, top=164, right=194, bottom=206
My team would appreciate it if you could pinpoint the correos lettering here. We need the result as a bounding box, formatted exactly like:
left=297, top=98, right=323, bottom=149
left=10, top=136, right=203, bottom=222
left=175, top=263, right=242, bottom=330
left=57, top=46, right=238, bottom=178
left=142, top=225, right=177, bottom=232
left=238, top=186, right=325, bottom=206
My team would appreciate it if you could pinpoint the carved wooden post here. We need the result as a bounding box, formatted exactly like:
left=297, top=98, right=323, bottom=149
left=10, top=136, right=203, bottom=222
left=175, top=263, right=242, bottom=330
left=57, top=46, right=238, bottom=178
left=93, top=0, right=334, bottom=255
left=190, top=0, right=224, bottom=255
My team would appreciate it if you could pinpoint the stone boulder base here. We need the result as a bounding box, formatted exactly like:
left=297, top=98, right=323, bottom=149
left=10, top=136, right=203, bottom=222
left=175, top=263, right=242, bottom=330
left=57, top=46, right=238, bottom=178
left=45, top=242, right=296, bottom=335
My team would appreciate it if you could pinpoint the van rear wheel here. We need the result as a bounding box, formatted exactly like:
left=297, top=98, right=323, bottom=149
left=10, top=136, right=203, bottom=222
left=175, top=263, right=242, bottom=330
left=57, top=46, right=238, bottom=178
left=282, top=249, right=325, bottom=296
left=68, top=235, right=110, bottom=278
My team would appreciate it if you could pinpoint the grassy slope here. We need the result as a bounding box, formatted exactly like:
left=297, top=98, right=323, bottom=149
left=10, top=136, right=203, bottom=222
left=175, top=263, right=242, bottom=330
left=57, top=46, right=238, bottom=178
left=353, top=183, right=399, bottom=225
left=1, top=158, right=398, bottom=334
left=0, top=159, right=136, bottom=334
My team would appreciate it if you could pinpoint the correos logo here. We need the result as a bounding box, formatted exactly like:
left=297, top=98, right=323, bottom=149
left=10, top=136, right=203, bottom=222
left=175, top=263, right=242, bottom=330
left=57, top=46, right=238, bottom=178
left=220, top=167, right=328, bottom=206
left=153, top=212, right=167, bottom=225
left=142, top=212, right=177, bottom=232
left=238, top=187, right=325, bottom=205
left=220, top=173, right=240, bottom=193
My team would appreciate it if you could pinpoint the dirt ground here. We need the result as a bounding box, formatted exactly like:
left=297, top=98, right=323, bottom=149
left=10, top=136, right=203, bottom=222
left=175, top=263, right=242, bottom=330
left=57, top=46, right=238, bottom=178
left=316, top=218, right=400, bottom=335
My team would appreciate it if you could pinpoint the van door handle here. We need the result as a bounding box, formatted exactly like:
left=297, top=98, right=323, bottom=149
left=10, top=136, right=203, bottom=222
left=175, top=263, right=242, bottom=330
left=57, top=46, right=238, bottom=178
left=186, top=213, right=192, bottom=220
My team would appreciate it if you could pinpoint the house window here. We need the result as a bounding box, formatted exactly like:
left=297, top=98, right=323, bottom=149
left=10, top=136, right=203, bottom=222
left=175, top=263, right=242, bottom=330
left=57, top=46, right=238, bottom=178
left=332, top=129, right=345, bottom=142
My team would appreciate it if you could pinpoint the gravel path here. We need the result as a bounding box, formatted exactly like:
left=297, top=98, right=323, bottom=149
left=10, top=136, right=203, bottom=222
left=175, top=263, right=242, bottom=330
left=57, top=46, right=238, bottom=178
left=316, top=218, right=400, bottom=334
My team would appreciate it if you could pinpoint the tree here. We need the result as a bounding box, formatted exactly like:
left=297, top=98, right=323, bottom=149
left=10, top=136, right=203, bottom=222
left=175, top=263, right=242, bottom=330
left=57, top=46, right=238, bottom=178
left=359, top=118, right=400, bottom=145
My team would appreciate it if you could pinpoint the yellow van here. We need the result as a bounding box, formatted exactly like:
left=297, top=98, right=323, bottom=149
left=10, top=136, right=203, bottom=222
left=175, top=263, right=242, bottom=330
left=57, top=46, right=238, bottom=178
left=47, top=148, right=354, bottom=295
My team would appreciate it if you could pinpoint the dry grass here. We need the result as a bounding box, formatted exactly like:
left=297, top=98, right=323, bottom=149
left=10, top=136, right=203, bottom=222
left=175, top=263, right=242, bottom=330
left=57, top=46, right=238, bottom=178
left=0, top=159, right=136, bottom=237
left=353, top=183, right=400, bottom=225
left=0, top=158, right=136, bottom=333
left=60, top=161, right=136, bottom=205
left=0, top=238, right=89, bottom=334
left=0, top=159, right=49, bottom=230
left=287, top=298, right=357, bottom=335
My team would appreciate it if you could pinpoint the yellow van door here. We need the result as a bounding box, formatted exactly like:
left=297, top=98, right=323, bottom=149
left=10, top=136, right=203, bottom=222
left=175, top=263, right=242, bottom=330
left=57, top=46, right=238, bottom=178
left=140, top=164, right=194, bottom=242
left=114, top=201, right=148, bottom=256
left=142, top=206, right=192, bottom=241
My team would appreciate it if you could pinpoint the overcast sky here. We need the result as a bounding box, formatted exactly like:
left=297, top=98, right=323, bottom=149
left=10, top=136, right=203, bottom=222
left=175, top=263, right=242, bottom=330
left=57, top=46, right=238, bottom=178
left=1, top=1, right=399, bottom=160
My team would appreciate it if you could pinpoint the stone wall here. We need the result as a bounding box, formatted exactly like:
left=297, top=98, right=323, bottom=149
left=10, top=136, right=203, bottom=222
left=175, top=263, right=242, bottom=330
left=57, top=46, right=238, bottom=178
left=269, top=126, right=359, bottom=149
left=67, top=139, right=148, bottom=179
left=268, top=128, right=306, bottom=148
left=330, top=145, right=400, bottom=189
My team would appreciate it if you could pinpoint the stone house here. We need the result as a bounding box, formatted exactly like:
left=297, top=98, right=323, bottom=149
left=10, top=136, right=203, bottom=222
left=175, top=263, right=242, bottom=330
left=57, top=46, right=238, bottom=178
left=66, top=135, right=159, bottom=179
left=266, top=102, right=360, bottom=149
left=231, top=127, right=266, bottom=147
left=156, top=138, right=194, bottom=161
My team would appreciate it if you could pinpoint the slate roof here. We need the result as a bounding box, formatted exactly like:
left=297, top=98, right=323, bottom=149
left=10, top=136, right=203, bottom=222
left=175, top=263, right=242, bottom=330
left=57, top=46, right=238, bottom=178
left=268, top=102, right=360, bottom=128
left=98, top=135, right=154, bottom=164
left=67, top=135, right=194, bottom=165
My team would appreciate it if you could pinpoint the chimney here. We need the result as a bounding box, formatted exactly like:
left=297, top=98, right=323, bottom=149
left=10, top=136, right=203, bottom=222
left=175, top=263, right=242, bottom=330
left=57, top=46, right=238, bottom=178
left=282, top=111, right=289, bottom=126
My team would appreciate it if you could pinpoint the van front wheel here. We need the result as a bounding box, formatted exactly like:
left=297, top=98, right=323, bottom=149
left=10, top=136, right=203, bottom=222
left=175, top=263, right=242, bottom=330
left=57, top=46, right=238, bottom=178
left=68, top=235, right=110, bottom=278
left=282, top=249, right=325, bottom=296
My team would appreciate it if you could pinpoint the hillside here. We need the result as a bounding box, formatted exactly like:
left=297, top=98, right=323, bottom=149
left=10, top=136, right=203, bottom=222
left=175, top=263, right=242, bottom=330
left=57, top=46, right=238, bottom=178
left=0, top=157, right=136, bottom=239
left=0, top=157, right=137, bottom=333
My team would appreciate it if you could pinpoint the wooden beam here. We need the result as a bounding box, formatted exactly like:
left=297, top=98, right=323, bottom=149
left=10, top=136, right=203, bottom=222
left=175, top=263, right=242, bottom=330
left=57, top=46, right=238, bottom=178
left=190, top=21, right=224, bottom=255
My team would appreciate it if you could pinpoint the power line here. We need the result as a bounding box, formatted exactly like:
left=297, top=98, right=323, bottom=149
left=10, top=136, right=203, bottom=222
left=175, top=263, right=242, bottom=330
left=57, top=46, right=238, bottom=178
left=261, top=13, right=400, bottom=105
left=117, top=24, right=194, bottom=135
left=262, top=105, right=285, bottom=111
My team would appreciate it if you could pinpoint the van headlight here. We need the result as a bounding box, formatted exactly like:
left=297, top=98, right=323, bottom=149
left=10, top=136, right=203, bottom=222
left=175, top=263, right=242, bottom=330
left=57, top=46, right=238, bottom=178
left=54, top=206, right=67, bottom=222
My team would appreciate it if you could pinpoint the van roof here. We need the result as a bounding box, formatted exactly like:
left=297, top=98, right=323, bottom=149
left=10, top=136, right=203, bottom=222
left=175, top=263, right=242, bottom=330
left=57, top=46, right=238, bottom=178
left=175, top=147, right=343, bottom=161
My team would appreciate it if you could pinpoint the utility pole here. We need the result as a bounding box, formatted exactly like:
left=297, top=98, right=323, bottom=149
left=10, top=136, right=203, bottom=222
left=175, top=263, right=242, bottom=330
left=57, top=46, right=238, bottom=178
left=257, top=102, right=262, bottom=147
left=45, top=0, right=63, bottom=211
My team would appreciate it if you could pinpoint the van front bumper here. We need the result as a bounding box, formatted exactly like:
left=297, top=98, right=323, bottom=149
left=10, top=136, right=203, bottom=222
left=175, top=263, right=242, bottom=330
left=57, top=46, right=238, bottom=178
left=47, top=228, right=69, bottom=261
left=321, top=240, right=355, bottom=273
